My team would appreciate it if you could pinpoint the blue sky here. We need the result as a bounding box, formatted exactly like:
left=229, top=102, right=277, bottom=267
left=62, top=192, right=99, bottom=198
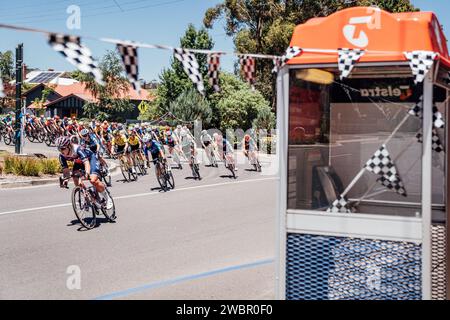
left=0, top=0, right=449, bottom=81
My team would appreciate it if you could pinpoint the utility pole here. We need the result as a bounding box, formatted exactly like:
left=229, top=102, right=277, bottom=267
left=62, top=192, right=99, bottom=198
left=15, top=43, right=23, bottom=155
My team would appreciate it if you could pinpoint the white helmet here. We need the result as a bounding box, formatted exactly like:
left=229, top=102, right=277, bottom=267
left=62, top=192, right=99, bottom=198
left=177, top=125, right=182, bottom=130
left=201, top=130, right=207, bottom=135
left=142, top=135, right=151, bottom=143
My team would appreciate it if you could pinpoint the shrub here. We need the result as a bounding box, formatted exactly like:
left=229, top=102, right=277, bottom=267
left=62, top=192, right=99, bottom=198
left=41, top=159, right=62, bottom=175
left=3, top=156, right=61, bottom=177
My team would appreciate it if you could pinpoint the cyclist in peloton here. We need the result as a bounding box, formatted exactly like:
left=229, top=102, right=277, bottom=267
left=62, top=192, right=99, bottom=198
left=79, top=128, right=108, bottom=169
left=55, top=136, right=113, bottom=209
left=200, top=130, right=215, bottom=166
left=142, top=135, right=166, bottom=172
left=180, top=129, right=199, bottom=178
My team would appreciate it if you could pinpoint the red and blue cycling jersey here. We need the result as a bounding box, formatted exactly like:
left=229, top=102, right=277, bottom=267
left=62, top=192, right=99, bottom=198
left=59, top=145, right=101, bottom=175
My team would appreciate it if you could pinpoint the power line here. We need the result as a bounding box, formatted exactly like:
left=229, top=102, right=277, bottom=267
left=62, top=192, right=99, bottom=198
left=2, top=0, right=186, bottom=25
left=0, top=0, right=154, bottom=22
left=0, top=0, right=113, bottom=19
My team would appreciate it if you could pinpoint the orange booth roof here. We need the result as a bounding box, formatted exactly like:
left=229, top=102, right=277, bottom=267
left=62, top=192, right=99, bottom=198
left=288, top=7, right=450, bottom=67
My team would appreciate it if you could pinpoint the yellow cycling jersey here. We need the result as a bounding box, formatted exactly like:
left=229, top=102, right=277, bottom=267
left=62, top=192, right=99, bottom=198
left=128, top=135, right=140, bottom=146
left=113, top=135, right=127, bottom=147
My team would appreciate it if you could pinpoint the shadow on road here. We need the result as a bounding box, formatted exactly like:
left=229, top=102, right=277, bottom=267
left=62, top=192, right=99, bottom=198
left=67, top=217, right=114, bottom=232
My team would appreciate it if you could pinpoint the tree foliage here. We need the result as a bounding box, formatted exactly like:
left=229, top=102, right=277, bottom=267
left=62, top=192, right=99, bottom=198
left=217, top=85, right=271, bottom=131
left=169, top=88, right=212, bottom=125
left=77, top=50, right=135, bottom=121
left=204, top=0, right=418, bottom=105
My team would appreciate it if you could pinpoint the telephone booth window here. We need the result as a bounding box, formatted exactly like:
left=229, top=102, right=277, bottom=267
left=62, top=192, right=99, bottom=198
left=286, top=66, right=441, bottom=217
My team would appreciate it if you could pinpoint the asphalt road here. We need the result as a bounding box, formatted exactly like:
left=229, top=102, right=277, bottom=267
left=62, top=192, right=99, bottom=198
left=0, top=141, right=278, bottom=300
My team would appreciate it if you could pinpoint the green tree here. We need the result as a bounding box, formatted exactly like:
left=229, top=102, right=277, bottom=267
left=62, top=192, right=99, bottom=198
left=253, top=105, right=276, bottom=131
left=208, top=71, right=250, bottom=128
left=0, top=51, right=14, bottom=80
left=77, top=50, right=135, bottom=121
left=204, top=0, right=417, bottom=105
left=156, top=24, right=214, bottom=111
left=218, top=86, right=271, bottom=131
left=169, top=88, right=212, bottom=125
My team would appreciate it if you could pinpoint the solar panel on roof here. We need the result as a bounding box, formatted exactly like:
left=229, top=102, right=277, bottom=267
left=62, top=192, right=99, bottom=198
left=28, top=72, right=62, bottom=83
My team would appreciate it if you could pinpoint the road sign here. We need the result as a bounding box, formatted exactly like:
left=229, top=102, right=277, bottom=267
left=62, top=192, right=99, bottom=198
left=138, top=101, right=149, bottom=114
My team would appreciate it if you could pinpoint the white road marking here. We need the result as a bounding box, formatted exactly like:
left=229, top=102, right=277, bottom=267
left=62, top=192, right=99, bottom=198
left=0, top=177, right=278, bottom=217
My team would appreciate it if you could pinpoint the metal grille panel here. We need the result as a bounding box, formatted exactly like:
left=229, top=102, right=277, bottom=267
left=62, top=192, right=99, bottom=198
left=286, top=233, right=422, bottom=300
left=432, top=224, right=447, bottom=300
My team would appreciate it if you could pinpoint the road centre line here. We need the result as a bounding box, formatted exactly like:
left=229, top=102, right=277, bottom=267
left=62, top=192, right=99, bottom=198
left=0, top=177, right=278, bottom=217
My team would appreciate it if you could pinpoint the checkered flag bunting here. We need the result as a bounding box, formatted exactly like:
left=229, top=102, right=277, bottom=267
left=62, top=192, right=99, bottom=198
left=327, top=195, right=352, bottom=214
left=282, top=46, right=302, bottom=64
left=208, top=53, right=221, bottom=92
left=117, top=44, right=141, bottom=94
left=338, top=48, right=365, bottom=80
left=271, top=47, right=303, bottom=73
left=404, top=51, right=438, bottom=84
left=409, top=96, right=423, bottom=118
left=433, top=106, right=445, bottom=128
left=48, top=33, right=104, bottom=85
left=408, top=96, right=445, bottom=129
left=174, top=48, right=204, bottom=94
left=240, top=55, right=255, bottom=89
left=417, top=129, right=444, bottom=153
left=378, top=175, right=407, bottom=197
left=272, top=57, right=283, bottom=74
left=365, top=145, right=407, bottom=196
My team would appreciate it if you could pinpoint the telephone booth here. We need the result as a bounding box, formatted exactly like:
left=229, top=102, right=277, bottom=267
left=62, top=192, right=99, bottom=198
left=276, top=7, right=450, bottom=300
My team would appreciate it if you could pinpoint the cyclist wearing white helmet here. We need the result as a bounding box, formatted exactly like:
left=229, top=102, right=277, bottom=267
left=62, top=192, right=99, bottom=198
left=180, top=129, right=200, bottom=178
left=165, top=129, right=182, bottom=169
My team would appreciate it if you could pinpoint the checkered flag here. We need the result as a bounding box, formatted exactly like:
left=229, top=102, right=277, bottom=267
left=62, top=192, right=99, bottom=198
left=378, top=175, right=407, bottom=197
left=48, top=33, right=104, bottom=85
left=433, top=105, right=445, bottom=128
left=271, top=57, right=283, bottom=74
left=338, top=48, right=365, bottom=80
left=404, top=51, right=438, bottom=84
left=409, top=96, right=423, bottom=118
left=365, top=145, right=407, bottom=197
left=365, top=145, right=399, bottom=181
left=327, top=195, right=352, bottom=214
left=282, top=46, right=302, bottom=64
left=208, top=53, right=221, bottom=92
left=240, top=55, right=256, bottom=89
left=117, top=44, right=141, bottom=94
left=417, top=129, right=444, bottom=153
left=409, top=96, right=445, bottom=129
left=174, top=48, right=204, bottom=94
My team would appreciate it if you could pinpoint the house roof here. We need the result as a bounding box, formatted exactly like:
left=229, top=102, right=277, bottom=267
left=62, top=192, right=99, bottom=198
left=26, top=82, right=154, bottom=109
left=288, top=7, right=450, bottom=67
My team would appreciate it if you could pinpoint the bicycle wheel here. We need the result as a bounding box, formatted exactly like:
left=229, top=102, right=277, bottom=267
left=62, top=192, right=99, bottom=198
left=166, top=170, right=175, bottom=190
left=155, top=164, right=168, bottom=191
left=101, top=189, right=116, bottom=222
left=120, top=159, right=130, bottom=182
left=101, top=164, right=112, bottom=187
left=37, top=131, right=45, bottom=143
left=4, top=132, right=12, bottom=145
left=44, top=134, right=51, bottom=146
left=72, top=187, right=97, bottom=230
